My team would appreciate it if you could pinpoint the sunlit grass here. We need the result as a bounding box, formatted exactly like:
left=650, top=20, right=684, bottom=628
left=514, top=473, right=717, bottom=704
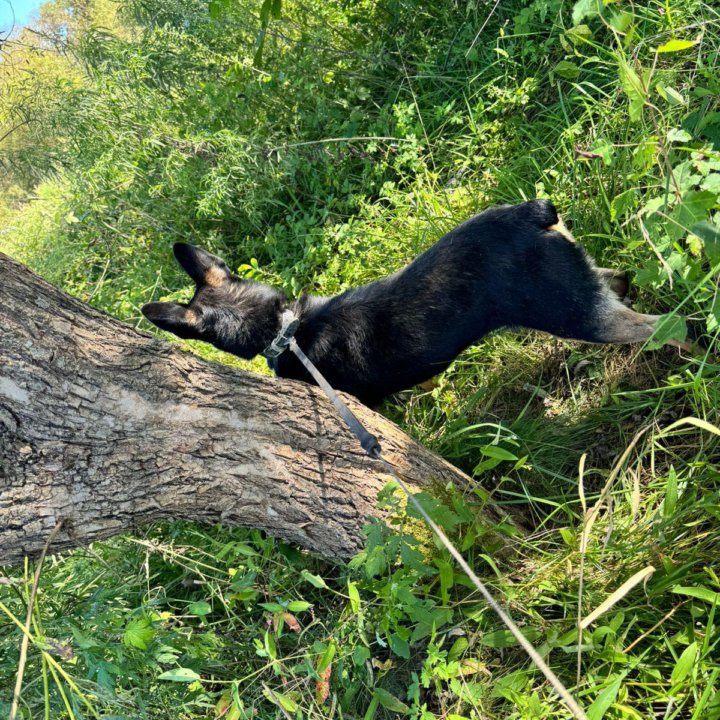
left=1, top=0, right=719, bottom=717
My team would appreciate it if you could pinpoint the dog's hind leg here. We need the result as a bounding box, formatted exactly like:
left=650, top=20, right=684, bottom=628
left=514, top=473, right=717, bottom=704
left=596, top=268, right=629, bottom=301
left=589, top=299, right=691, bottom=351
left=592, top=299, right=660, bottom=344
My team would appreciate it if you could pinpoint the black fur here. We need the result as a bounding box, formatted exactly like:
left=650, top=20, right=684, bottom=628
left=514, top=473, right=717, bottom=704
left=142, top=200, right=657, bottom=406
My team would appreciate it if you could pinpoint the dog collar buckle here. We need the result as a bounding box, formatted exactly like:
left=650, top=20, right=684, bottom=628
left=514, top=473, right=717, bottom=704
left=262, top=309, right=300, bottom=359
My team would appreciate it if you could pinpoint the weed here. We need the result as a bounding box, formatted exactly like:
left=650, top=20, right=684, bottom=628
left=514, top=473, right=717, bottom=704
left=1, top=0, right=719, bottom=717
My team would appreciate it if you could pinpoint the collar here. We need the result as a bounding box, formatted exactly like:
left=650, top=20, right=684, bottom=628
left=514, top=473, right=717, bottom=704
left=261, top=308, right=300, bottom=359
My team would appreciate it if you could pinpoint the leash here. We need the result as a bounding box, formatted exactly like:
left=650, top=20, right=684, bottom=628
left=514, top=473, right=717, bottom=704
left=266, top=316, right=589, bottom=720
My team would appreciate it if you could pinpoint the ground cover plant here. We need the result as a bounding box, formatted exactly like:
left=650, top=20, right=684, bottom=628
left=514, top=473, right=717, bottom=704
left=1, top=0, right=720, bottom=718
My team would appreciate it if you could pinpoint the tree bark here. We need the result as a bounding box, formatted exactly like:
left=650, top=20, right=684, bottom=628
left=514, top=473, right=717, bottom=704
left=0, top=253, right=502, bottom=565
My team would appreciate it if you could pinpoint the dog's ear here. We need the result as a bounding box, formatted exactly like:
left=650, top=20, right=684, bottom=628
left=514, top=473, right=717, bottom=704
left=173, top=243, right=232, bottom=288
left=141, top=302, right=201, bottom=339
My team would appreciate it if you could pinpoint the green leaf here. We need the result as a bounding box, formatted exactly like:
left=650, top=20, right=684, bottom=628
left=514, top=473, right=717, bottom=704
left=406, top=493, right=461, bottom=532
left=708, top=296, right=720, bottom=333
left=633, top=139, right=658, bottom=172
left=188, top=601, right=211, bottom=616
left=348, top=581, right=361, bottom=614
left=692, top=221, right=720, bottom=265
left=591, top=139, right=614, bottom=166
left=259, top=0, right=272, bottom=24
left=123, top=618, right=155, bottom=650
left=572, top=0, right=600, bottom=26
left=353, top=646, right=370, bottom=666
left=448, top=636, right=469, bottom=662
left=479, top=628, right=540, bottom=648
left=671, top=191, right=717, bottom=241
left=301, top=570, right=328, bottom=589
left=479, top=445, right=518, bottom=461
left=618, top=57, right=646, bottom=122
left=233, top=543, right=259, bottom=556
left=607, top=10, right=632, bottom=32
left=587, top=675, right=623, bottom=720
left=317, top=642, right=336, bottom=673
left=672, top=160, right=702, bottom=192
left=700, top=173, right=720, bottom=194
left=645, top=314, right=687, bottom=350
left=566, top=24, right=593, bottom=44
left=667, top=127, right=692, bottom=143
left=259, top=602, right=284, bottom=612
left=253, top=28, right=267, bottom=67
left=158, top=667, right=201, bottom=682
left=263, top=686, right=298, bottom=712
left=553, top=61, right=581, bottom=80
left=610, top=189, right=637, bottom=221
left=663, top=466, right=678, bottom=517
left=287, top=600, right=312, bottom=612
left=657, top=85, right=686, bottom=106
left=70, top=625, right=100, bottom=650
left=671, top=642, right=698, bottom=686
left=656, top=39, right=698, bottom=53
left=365, top=546, right=387, bottom=578
left=264, top=630, right=277, bottom=660
left=388, top=633, right=410, bottom=659
left=671, top=586, right=720, bottom=605
left=373, top=688, right=410, bottom=714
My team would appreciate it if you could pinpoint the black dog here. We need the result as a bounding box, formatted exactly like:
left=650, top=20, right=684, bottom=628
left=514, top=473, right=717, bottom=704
left=142, top=200, right=664, bottom=406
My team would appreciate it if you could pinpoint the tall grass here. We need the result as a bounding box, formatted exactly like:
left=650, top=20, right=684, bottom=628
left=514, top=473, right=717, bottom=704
left=1, top=0, right=719, bottom=717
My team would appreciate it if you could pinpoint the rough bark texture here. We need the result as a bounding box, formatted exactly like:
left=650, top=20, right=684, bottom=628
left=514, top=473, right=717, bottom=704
left=0, top=252, right=500, bottom=564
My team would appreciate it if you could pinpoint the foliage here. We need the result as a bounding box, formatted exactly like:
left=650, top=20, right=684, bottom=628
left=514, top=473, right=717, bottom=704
left=1, top=0, right=720, bottom=718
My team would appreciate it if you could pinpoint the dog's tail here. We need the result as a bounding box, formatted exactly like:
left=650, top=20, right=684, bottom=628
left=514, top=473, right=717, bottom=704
left=523, top=199, right=560, bottom=228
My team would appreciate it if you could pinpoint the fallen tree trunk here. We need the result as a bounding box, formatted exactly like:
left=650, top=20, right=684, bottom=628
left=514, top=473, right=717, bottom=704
left=0, top=252, right=502, bottom=564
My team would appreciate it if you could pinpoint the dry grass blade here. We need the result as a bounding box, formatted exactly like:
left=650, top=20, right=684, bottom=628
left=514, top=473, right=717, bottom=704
left=377, top=456, right=590, bottom=720
left=580, top=565, right=656, bottom=630
left=576, top=453, right=588, bottom=686
left=10, top=520, right=64, bottom=720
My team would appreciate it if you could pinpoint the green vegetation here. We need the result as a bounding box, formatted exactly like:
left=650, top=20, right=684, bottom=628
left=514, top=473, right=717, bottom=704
left=2, top=0, right=720, bottom=717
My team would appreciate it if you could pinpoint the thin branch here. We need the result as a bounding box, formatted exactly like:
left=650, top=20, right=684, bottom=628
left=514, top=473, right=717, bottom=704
left=0, top=118, right=32, bottom=146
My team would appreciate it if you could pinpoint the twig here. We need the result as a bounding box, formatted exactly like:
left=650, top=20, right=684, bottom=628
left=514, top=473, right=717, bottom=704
left=467, top=0, right=501, bottom=52
left=10, top=520, right=64, bottom=720
left=576, top=454, right=588, bottom=686
left=638, top=216, right=674, bottom=289
left=0, top=119, right=31, bottom=146
left=623, top=602, right=684, bottom=653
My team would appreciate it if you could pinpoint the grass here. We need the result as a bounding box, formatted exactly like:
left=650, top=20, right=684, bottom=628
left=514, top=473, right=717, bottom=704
left=1, top=0, right=720, bottom=717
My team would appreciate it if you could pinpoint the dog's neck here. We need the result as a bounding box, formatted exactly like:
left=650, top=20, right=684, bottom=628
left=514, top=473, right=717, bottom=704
left=264, top=294, right=330, bottom=368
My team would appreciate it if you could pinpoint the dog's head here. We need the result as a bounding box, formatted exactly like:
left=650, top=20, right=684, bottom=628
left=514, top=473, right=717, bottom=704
left=142, top=243, right=287, bottom=359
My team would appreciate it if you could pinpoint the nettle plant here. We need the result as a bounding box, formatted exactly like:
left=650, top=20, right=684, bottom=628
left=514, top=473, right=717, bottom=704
left=631, top=146, right=720, bottom=344
left=550, top=1, right=720, bottom=348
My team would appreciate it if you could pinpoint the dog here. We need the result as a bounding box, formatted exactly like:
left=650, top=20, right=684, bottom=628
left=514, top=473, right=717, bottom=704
left=142, top=199, right=669, bottom=406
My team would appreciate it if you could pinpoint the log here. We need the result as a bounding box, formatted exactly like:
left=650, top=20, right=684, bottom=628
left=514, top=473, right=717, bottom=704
left=0, top=252, right=500, bottom=564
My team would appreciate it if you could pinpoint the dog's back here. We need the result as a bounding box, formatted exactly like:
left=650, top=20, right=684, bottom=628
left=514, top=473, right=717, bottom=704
left=272, top=200, right=656, bottom=404
left=144, top=200, right=663, bottom=405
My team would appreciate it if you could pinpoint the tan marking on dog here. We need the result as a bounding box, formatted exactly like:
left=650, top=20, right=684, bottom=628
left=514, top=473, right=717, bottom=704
left=184, top=308, right=199, bottom=324
left=598, top=299, right=660, bottom=344
left=548, top=216, right=575, bottom=242
left=204, top=266, right=226, bottom=287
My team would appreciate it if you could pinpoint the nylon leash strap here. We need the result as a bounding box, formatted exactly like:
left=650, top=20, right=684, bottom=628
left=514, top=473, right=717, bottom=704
left=287, top=337, right=589, bottom=720
left=288, top=339, right=380, bottom=457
